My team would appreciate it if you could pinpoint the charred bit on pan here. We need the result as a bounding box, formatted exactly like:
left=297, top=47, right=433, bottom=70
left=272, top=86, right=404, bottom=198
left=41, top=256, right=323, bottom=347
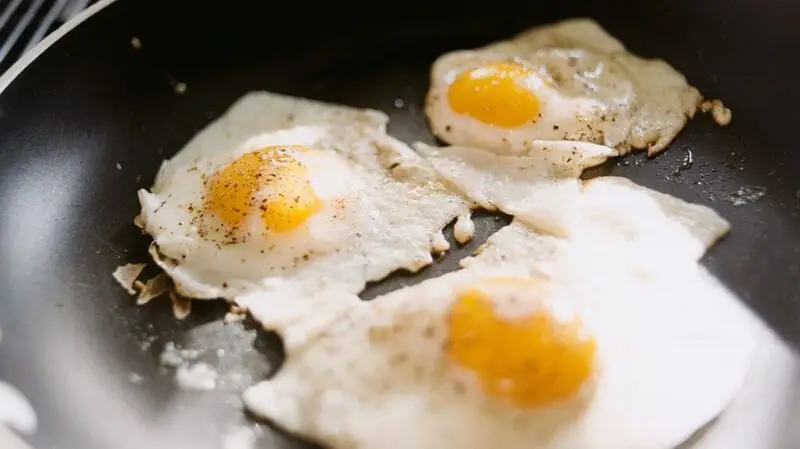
left=170, top=289, right=192, bottom=320
left=166, top=74, right=187, bottom=95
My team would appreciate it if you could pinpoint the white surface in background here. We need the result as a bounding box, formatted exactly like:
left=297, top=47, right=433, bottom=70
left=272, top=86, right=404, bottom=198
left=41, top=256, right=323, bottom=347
left=0, top=382, right=37, bottom=435
left=0, top=426, right=33, bottom=449
left=0, top=329, right=37, bottom=436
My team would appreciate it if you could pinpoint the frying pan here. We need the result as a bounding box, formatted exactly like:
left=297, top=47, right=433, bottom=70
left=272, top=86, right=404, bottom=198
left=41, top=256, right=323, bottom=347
left=0, top=0, right=798, bottom=448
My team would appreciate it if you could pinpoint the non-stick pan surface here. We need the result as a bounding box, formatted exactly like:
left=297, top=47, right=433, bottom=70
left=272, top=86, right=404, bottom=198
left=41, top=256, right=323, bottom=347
left=0, top=0, right=798, bottom=448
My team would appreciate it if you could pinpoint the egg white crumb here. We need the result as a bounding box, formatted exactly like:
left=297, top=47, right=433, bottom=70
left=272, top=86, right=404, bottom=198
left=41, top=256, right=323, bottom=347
left=160, top=342, right=191, bottom=368
left=430, top=231, right=450, bottom=254
left=453, top=215, right=476, bottom=244
left=135, top=273, right=169, bottom=305
left=169, top=289, right=191, bottom=320
left=224, top=312, right=247, bottom=324
left=112, top=263, right=146, bottom=295
left=223, top=305, right=249, bottom=324
left=133, top=215, right=145, bottom=229
left=701, top=99, right=732, bottom=126
left=128, top=373, right=144, bottom=385
left=175, top=363, right=218, bottom=391
left=171, top=81, right=187, bottom=95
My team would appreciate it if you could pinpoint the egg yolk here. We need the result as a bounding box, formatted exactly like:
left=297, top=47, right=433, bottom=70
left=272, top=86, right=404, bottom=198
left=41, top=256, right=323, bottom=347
left=204, top=146, right=321, bottom=233
left=447, top=62, right=542, bottom=129
left=446, top=277, right=596, bottom=408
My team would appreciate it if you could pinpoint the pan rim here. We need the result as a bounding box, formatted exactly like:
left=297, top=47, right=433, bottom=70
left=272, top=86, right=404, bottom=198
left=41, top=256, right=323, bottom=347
left=0, top=0, right=116, bottom=96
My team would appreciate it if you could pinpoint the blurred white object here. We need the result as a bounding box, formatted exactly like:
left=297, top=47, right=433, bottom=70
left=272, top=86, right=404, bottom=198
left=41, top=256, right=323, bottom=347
left=0, top=381, right=37, bottom=435
left=0, top=426, right=34, bottom=449
left=0, top=328, right=36, bottom=448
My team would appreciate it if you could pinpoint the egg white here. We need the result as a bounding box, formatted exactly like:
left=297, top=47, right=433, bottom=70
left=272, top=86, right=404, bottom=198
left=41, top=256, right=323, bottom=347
left=576, top=176, right=731, bottom=261
left=417, top=140, right=728, bottom=254
left=415, top=141, right=616, bottom=238
left=138, top=92, right=472, bottom=307
left=425, top=18, right=703, bottom=156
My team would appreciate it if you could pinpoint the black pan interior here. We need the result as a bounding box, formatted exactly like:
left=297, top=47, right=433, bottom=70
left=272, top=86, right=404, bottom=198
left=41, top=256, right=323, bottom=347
left=0, top=0, right=798, bottom=448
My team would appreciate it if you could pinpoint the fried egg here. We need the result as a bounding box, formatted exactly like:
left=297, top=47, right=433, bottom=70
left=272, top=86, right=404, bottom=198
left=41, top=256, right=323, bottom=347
left=417, top=141, right=729, bottom=254
left=138, top=92, right=471, bottom=309
left=425, top=18, right=703, bottom=156
left=243, top=245, right=757, bottom=449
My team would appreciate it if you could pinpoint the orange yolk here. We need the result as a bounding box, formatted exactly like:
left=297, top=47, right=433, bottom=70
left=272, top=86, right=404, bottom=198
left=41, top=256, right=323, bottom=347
left=447, top=62, right=541, bottom=129
left=204, top=146, right=321, bottom=233
left=446, top=277, right=596, bottom=408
